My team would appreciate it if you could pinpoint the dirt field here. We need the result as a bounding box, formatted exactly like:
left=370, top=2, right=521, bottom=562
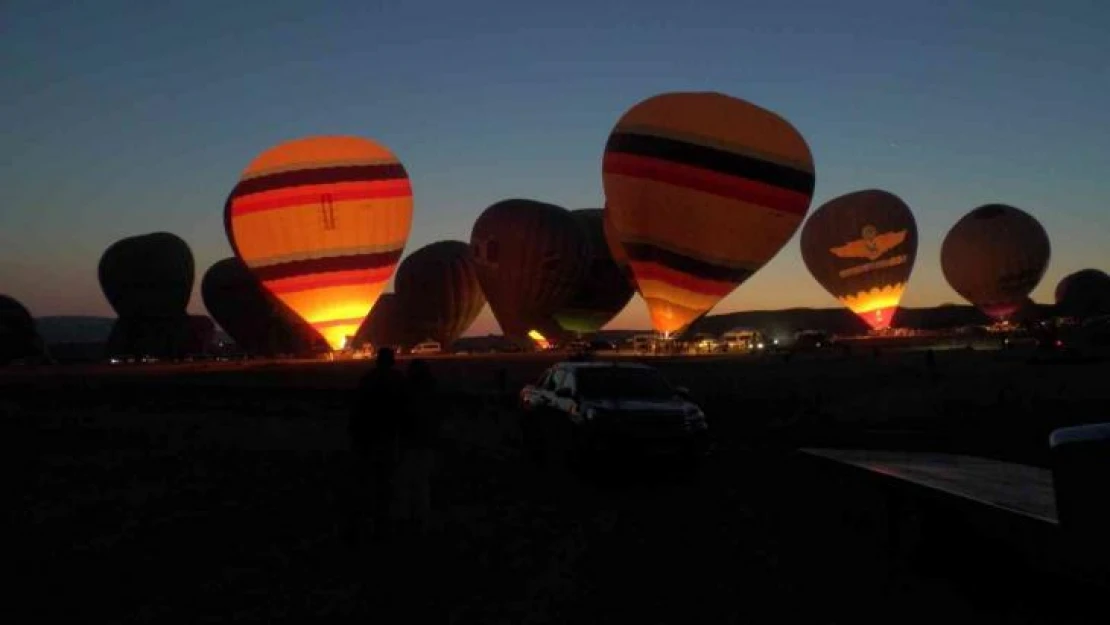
left=6, top=348, right=1108, bottom=623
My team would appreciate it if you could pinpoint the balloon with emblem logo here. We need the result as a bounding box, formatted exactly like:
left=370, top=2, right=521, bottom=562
left=800, top=189, right=918, bottom=330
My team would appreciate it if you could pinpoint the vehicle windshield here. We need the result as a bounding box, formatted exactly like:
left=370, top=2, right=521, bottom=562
left=576, top=366, right=675, bottom=401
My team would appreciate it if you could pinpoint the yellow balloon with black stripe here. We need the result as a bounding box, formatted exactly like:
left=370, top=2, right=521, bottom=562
left=224, top=136, right=413, bottom=350
left=602, top=92, right=816, bottom=335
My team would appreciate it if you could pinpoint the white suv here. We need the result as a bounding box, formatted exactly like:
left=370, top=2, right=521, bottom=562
left=410, top=341, right=443, bottom=355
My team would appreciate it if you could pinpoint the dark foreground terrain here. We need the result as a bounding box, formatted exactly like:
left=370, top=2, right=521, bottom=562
left=7, top=348, right=1108, bottom=623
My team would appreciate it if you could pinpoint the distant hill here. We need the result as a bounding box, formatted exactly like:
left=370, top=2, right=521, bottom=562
left=34, top=316, right=115, bottom=345
left=34, top=316, right=232, bottom=346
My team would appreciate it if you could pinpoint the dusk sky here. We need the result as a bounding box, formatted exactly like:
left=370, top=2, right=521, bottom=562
left=3, top=0, right=1108, bottom=335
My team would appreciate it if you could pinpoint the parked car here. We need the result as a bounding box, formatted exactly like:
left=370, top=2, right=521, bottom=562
left=519, top=361, right=710, bottom=466
left=410, top=340, right=443, bottom=355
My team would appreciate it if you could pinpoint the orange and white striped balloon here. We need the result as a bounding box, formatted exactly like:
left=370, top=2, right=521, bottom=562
left=224, top=136, right=413, bottom=350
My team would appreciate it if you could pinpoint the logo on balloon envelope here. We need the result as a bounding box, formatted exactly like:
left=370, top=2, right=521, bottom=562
left=830, top=226, right=907, bottom=262
left=830, top=226, right=909, bottom=281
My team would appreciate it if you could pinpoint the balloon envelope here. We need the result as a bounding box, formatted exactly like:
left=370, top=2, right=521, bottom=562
left=800, top=189, right=918, bottom=330
left=224, top=136, right=413, bottom=350
left=602, top=92, right=816, bottom=335
left=353, top=293, right=408, bottom=350
left=0, top=294, right=43, bottom=365
left=470, top=199, right=589, bottom=348
left=395, top=241, right=486, bottom=348
left=553, top=209, right=635, bottom=334
left=201, top=257, right=325, bottom=356
left=602, top=205, right=637, bottom=291
left=98, top=232, right=194, bottom=318
left=941, top=204, right=1051, bottom=320
left=1055, top=269, right=1110, bottom=319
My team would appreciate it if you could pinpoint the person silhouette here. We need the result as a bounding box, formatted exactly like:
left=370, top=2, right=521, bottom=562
left=393, top=359, right=442, bottom=535
left=347, top=347, right=407, bottom=543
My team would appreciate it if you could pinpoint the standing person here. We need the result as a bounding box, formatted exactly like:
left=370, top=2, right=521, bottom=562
left=347, top=347, right=407, bottom=544
left=394, top=359, right=443, bottom=535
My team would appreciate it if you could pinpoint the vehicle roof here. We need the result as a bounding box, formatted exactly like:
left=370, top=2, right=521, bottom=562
left=554, top=361, right=656, bottom=371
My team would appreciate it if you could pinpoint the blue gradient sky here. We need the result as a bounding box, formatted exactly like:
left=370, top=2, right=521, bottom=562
left=3, top=0, right=1108, bottom=334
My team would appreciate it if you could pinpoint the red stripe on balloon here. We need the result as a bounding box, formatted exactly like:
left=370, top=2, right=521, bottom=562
left=631, top=261, right=737, bottom=297
left=231, top=179, right=412, bottom=217
left=263, top=267, right=394, bottom=295
left=603, top=153, right=810, bottom=217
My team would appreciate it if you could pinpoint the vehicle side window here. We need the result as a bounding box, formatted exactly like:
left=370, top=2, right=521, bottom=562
left=547, top=369, right=565, bottom=391
left=561, top=371, right=576, bottom=395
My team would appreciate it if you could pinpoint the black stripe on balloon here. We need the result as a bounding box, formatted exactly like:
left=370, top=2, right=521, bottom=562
left=251, top=250, right=404, bottom=282
left=623, top=242, right=753, bottom=284
left=230, top=164, right=409, bottom=198
left=605, top=132, right=814, bottom=195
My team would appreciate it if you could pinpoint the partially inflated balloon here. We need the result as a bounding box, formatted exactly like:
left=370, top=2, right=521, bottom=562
left=201, top=257, right=326, bottom=356
left=353, top=293, right=408, bottom=349
left=1055, top=269, right=1110, bottom=319
left=553, top=209, right=635, bottom=334
left=471, top=199, right=589, bottom=347
left=801, top=189, right=918, bottom=330
left=224, top=136, right=413, bottom=350
left=603, top=92, right=816, bottom=334
left=395, top=241, right=485, bottom=347
left=941, top=204, right=1051, bottom=320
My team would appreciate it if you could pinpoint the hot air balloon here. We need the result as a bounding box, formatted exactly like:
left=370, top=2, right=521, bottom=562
left=1055, top=269, right=1110, bottom=319
left=99, top=232, right=194, bottom=317
left=941, top=204, right=1051, bottom=321
left=394, top=241, right=485, bottom=348
left=0, top=294, right=46, bottom=365
left=470, top=199, right=589, bottom=348
left=602, top=92, right=816, bottom=335
left=553, top=209, right=635, bottom=335
left=602, top=205, right=636, bottom=290
left=201, top=258, right=325, bottom=356
left=800, top=189, right=918, bottom=331
left=224, top=135, right=413, bottom=351
left=353, top=292, right=409, bottom=350
left=99, top=232, right=195, bottom=358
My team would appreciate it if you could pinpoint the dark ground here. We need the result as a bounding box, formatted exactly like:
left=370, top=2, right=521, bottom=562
left=6, top=348, right=1108, bottom=623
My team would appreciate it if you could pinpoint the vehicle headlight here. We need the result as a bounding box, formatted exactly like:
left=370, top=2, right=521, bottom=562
left=684, top=406, right=707, bottom=429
